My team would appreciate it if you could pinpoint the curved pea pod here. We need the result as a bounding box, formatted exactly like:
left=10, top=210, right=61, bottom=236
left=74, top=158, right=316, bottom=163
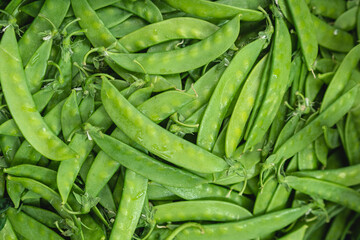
left=253, top=178, right=278, bottom=215
left=225, top=54, right=268, bottom=157
left=325, top=209, right=352, bottom=240
left=153, top=200, right=252, bottom=223
left=6, top=181, right=24, bottom=208
left=109, top=170, right=147, bottom=240
left=86, top=124, right=207, bottom=188
left=160, top=205, right=311, bottom=240
left=308, top=0, right=346, bottom=19
left=278, top=225, right=308, bottom=240
left=334, top=7, right=357, bottom=31
left=287, top=0, right=318, bottom=71
left=101, top=78, right=228, bottom=173
left=0, top=27, right=77, bottom=161
left=265, top=85, right=359, bottom=168
left=163, top=0, right=264, bottom=21
left=0, top=219, right=17, bottom=240
left=110, top=16, right=148, bottom=38
left=198, top=37, right=269, bottom=152
left=245, top=8, right=292, bottom=151
left=298, top=142, right=318, bottom=171
left=291, top=164, right=360, bottom=187
left=113, top=0, right=162, bottom=23
left=311, top=14, right=354, bottom=52
left=320, top=44, right=360, bottom=112
left=18, top=0, right=70, bottom=65
left=25, top=39, right=53, bottom=94
left=119, top=17, right=218, bottom=52
left=305, top=73, right=323, bottom=102
left=284, top=176, right=360, bottom=213
left=127, top=85, right=153, bottom=108
left=6, top=208, right=64, bottom=240
left=105, top=14, right=240, bottom=75
left=79, top=95, right=95, bottom=123
left=21, top=205, right=63, bottom=229
left=61, top=90, right=82, bottom=142
left=314, top=58, right=337, bottom=73
left=314, top=136, right=328, bottom=166
left=323, top=126, right=340, bottom=149
left=165, top=183, right=253, bottom=210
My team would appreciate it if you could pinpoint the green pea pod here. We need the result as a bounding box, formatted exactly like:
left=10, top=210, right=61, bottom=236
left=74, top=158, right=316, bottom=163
left=105, top=14, right=240, bottom=75
left=101, top=78, right=228, bottom=173
left=127, top=85, right=154, bottom=108
left=344, top=112, right=360, bottom=165
left=61, top=90, right=82, bottom=142
left=278, top=225, right=308, bottom=240
left=298, top=142, right=318, bottom=170
left=79, top=95, right=95, bottom=123
left=0, top=26, right=77, bottom=161
left=309, top=0, right=346, bottom=19
left=21, top=205, right=63, bottom=229
left=6, top=181, right=24, bottom=208
left=113, top=0, right=162, bottom=23
left=334, top=7, right=357, bottom=31
left=253, top=178, right=278, bottom=215
left=110, top=17, right=148, bottom=38
left=0, top=219, right=18, bottom=240
left=163, top=0, right=264, bottom=21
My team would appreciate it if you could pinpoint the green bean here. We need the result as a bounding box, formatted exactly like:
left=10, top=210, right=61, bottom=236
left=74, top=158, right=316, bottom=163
left=163, top=0, right=265, bottom=21
left=109, top=170, right=147, bottom=240
left=101, top=77, right=228, bottom=173
left=311, top=14, right=354, bottom=53
left=6, top=208, right=64, bottom=240
left=118, top=17, right=218, bottom=52
left=245, top=7, right=292, bottom=151
left=309, top=0, right=346, bottom=19
left=105, top=14, right=240, bottom=75
left=0, top=26, right=77, bottom=161
left=153, top=200, right=252, bottom=223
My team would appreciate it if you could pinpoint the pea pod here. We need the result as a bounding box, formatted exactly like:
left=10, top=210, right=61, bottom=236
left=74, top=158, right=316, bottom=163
left=113, top=0, right=162, bottom=23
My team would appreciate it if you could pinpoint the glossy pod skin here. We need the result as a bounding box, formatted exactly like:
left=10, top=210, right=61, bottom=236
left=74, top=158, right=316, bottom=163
left=101, top=77, right=228, bottom=173
left=105, top=14, right=240, bottom=75
left=0, top=26, right=77, bottom=161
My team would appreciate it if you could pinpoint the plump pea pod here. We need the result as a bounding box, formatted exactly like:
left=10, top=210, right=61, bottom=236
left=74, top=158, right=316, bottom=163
left=287, top=0, right=318, bottom=71
left=21, top=205, right=63, bottom=229
left=160, top=205, right=311, bottom=240
left=298, top=143, right=318, bottom=171
left=118, top=17, right=218, bottom=52
left=110, top=16, right=148, bottom=38
left=198, top=37, right=269, bottom=151
left=225, top=54, right=268, bottom=157
left=278, top=225, right=308, bottom=240
left=127, top=85, right=153, bottom=108
left=264, top=85, right=358, bottom=169
left=308, top=0, right=346, bottom=19
left=0, top=26, right=77, bottom=161
left=25, top=39, right=53, bottom=93
left=245, top=8, right=292, bottom=151
left=6, top=208, right=64, bottom=240
left=86, top=124, right=207, bottom=187
left=291, top=163, right=360, bottom=186
left=101, top=78, right=228, bottom=173
left=253, top=178, right=278, bottom=215
left=153, top=200, right=252, bottom=223
left=61, top=90, right=82, bottom=141
left=79, top=95, right=95, bottom=123
left=18, top=0, right=70, bottom=65
left=113, top=0, right=162, bottom=23
left=165, top=183, right=253, bottom=210
left=305, top=73, right=323, bottom=102
left=109, top=170, right=147, bottom=240
left=311, top=14, right=354, bottom=52
left=320, top=44, right=360, bottom=112
left=163, top=0, right=264, bottom=21
left=0, top=219, right=18, bottom=240
left=334, top=7, right=358, bottom=31
left=284, top=176, right=360, bottom=213
left=105, top=14, right=240, bottom=75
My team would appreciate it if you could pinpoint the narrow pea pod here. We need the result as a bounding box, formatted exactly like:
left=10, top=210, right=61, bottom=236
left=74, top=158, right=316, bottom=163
left=113, top=0, right=162, bottom=23
left=101, top=78, right=228, bottom=173
left=61, top=90, right=82, bottom=141
left=278, top=225, right=308, bottom=240
left=105, top=14, right=240, bottom=75
left=225, top=54, right=268, bottom=157
left=308, top=0, right=346, bottom=19
left=118, top=17, right=219, bottom=52
left=0, top=26, right=77, bottom=161
left=334, top=7, right=358, bottom=31
left=86, top=125, right=207, bottom=187
left=287, top=0, right=318, bottom=71
left=245, top=7, right=292, bottom=151
left=158, top=205, right=311, bottom=240
left=0, top=219, right=17, bottom=240
left=162, top=0, right=265, bottom=21
left=284, top=176, right=360, bottom=213
left=344, top=112, right=360, bottom=165
left=21, top=205, right=63, bottom=229
left=6, top=208, right=64, bottom=240
left=18, top=0, right=70, bottom=65
left=109, top=170, right=147, bottom=240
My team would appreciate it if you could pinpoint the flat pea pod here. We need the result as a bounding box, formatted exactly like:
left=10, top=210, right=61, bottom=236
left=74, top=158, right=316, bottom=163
left=298, top=142, right=318, bottom=170
left=79, top=95, right=95, bottom=123
left=86, top=124, right=207, bottom=188
left=153, top=200, right=252, bottom=223
left=305, top=73, right=323, bottom=102
left=113, top=0, right=162, bottom=23
left=61, top=90, right=82, bottom=142
left=101, top=78, right=228, bottom=173
left=284, top=176, right=360, bottom=213
left=344, top=112, right=360, bottom=165
left=110, top=16, right=148, bottom=38
left=314, top=58, right=337, bottom=73
left=6, top=208, right=64, bottom=240
left=165, top=183, right=253, bottom=210
left=147, top=182, right=180, bottom=201
left=109, top=170, right=147, bottom=240
left=105, top=14, right=240, bottom=75
left=314, top=135, right=328, bottom=166
left=127, top=85, right=153, bottom=108
left=0, top=219, right=18, bottom=240
left=18, top=0, right=70, bottom=65
left=320, top=44, right=360, bottom=112
left=162, top=0, right=264, bottom=21
left=6, top=181, right=24, bottom=208
left=311, top=14, right=354, bottom=53
left=325, top=209, right=352, bottom=240
left=253, top=178, right=278, bottom=215
left=21, top=205, right=63, bottom=229
left=0, top=26, right=77, bottom=161
left=225, top=54, right=268, bottom=157
left=160, top=205, right=311, bottom=240
left=309, top=0, right=346, bottom=19
left=118, top=17, right=219, bottom=52
left=291, top=163, right=360, bottom=187
left=334, top=7, right=358, bottom=31
left=287, top=0, right=318, bottom=71
left=245, top=7, right=292, bottom=151
left=278, top=225, right=308, bottom=240
left=264, top=85, right=358, bottom=169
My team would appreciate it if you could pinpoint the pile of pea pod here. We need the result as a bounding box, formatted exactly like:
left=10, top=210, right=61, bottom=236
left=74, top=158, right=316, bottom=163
left=0, top=0, right=360, bottom=239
